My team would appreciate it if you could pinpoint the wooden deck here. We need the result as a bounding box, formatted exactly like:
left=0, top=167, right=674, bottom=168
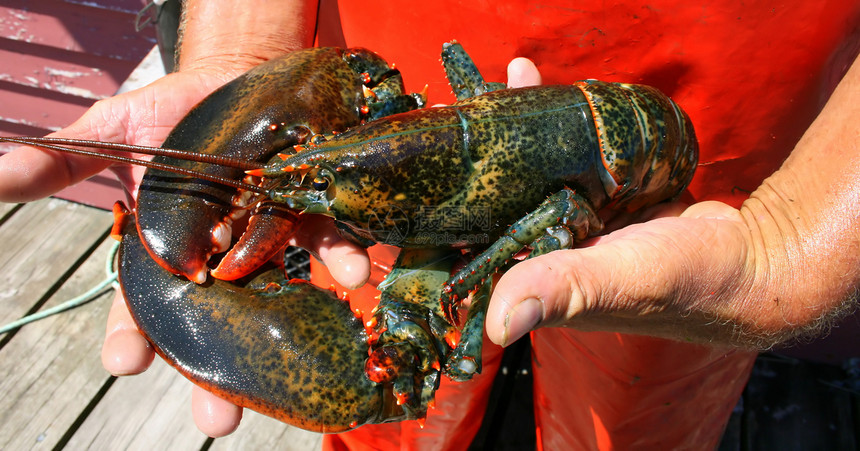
left=0, top=198, right=323, bottom=450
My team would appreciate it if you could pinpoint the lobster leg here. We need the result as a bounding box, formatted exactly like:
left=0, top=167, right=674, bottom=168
left=366, top=248, right=461, bottom=421
left=444, top=279, right=491, bottom=381
left=440, top=188, right=604, bottom=323
left=441, top=41, right=506, bottom=101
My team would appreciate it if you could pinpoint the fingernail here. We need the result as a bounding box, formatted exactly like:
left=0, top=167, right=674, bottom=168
left=330, top=253, right=370, bottom=290
left=101, top=329, right=153, bottom=375
left=503, top=297, right=543, bottom=346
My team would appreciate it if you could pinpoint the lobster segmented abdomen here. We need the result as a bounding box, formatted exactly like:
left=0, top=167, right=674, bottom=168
left=575, top=80, right=698, bottom=210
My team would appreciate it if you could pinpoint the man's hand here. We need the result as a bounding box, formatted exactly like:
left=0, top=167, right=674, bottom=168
left=485, top=54, right=860, bottom=351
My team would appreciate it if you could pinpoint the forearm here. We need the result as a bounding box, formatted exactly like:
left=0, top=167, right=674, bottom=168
left=732, top=54, right=860, bottom=342
left=177, top=0, right=318, bottom=74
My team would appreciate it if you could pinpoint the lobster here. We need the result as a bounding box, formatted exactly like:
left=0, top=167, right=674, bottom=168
left=1, top=41, right=698, bottom=433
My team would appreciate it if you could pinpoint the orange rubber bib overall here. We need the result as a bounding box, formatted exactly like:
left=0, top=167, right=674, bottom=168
left=311, top=1, right=860, bottom=448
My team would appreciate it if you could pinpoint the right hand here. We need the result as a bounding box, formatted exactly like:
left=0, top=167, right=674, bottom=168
left=0, top=63, right=372, bottom=437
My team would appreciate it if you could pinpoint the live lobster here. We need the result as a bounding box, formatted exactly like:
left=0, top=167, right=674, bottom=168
left=1, top=41, right=698, bottom=432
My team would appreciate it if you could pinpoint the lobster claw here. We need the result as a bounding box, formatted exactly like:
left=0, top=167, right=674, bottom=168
left=210, top=202, right=300, bottom=280
left=117, top=214, right=409, bottom=432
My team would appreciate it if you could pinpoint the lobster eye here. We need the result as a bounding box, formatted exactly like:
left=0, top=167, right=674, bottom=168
left=311, top=176, right=330, bottom=191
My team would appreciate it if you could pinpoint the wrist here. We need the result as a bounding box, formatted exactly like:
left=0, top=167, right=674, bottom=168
left=177, top=0, right=318, bottom=76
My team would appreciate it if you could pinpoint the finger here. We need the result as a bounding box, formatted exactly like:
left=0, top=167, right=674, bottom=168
left=191, top=385, right=243, bottom=437
left=290, top=214, right=371, bottom=289
left=101, top=290, right=155, bottom=375
left=0, top=90, right=140, bottom=203
left=0, top=137, right=113, bottom=203
left=507, top=57, right=542, bottom=88
left=595, top=201, right=689, bottom=237
left=485, top=210, right=749, bottom=346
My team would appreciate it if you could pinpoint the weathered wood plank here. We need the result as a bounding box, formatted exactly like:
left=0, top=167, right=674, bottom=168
left=0, top=236, right=116, bottom=449
left=0, top=76, right=96, bottom=132
left=210, top=410, right=324, bottom=450
left=0, top=201, right=19, bottom=219
left=0, top=0, right=155, bottom=61
left=66, top=358, right=209, bottom=450
left=0, top=198, right=112, bottom=326
left=0, top=0, right=156, bottom=138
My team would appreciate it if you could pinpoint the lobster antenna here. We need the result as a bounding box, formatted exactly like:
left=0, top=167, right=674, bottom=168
left=1, top=136, right=264, bottom=170
left=1, top=137, right=267, bottom=194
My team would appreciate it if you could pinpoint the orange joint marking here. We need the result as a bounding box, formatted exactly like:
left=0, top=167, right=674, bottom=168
left=268, top=123, right=279, bottom=132
left=364, top=317, right=377, bottom=334
left=110, top=201, right=131, bottom=241
left=281, top=165, right=295, bottom=173
left=298, top=163, right=310, bottom=170
left=362, top=85, right=376, bottom=99
left=277, top=153, right=290, bottom=160
left=360, top=105, right=370, bottom=115
left=349, top=421, right=358, bottom=429
left=444, top=330, right=461, bottom=348
left=394, top=392, right=409, bottom=406
left=245, top=168, right=266, bottom=177
left=431, top=360, right=441, bottom=371
left=293, top=145, right=306, bottom=152
left=263, top=282, right=282, bottom=292
left=360, top=72, right=371, bottom=84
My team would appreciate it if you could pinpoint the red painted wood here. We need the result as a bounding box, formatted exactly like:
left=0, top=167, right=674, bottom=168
left=0, top=0, right=156, bottom=210
left=0, top=0, right=155, bottom=60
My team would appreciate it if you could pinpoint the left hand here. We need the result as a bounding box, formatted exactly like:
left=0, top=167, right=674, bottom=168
left=485, top=54, right=860, bottom=351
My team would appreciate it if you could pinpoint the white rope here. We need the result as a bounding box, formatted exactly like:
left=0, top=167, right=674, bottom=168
left=0, top=240, right=120, bottom=335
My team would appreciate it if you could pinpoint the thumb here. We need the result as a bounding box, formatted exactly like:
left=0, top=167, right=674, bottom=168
left=507, top=57, right=542, bottom=88
left=485, top=206, right=751, bottom=347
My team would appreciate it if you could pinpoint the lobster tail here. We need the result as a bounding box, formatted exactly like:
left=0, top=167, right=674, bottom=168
left=576, top=80, right=698, bottom=211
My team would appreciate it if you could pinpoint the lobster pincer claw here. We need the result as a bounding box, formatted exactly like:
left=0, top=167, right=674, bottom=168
left=117, top=218, right=412, bottom=432
left=210, top=202, right=300, bottom=280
